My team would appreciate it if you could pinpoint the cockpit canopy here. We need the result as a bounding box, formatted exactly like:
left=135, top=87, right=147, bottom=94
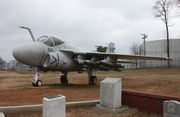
left=37, top=36, right=64, bottom=47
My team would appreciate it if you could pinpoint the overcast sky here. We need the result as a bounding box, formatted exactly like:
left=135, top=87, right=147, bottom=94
left=0, top=0, right=180, bottom=62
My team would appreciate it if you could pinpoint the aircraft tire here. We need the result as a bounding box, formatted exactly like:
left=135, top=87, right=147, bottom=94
left=60, top=75, right=68, bottom=84
left=90, top=76, right=97, bottom=85
left=36, top=80, right=42, bottom=87
left=32, top=82, right=37, bottom=87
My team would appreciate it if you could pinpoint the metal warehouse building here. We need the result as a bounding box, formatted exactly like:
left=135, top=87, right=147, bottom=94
left=140, top=39, right=180, bottom=68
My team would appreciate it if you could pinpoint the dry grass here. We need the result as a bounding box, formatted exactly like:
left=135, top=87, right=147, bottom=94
left=1, top=69, right=180, bottom=116
left=5, top=107, right=161, bottom=117
left=66, top=107, right=161, bottom=117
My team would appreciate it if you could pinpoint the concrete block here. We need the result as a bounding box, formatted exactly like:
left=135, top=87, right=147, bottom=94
left=100, top=78, right=122, bottom=109
left=97, top=78, right=122, bottom=113
left=43, top=94, right=66, bottom=117
left=164, top=100, right=180, bottom=117
left=0, top=112, right=5, bottom=117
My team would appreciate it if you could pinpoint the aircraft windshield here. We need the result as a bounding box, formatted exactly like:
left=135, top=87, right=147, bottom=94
left=50, top=36, right=64, bottom=46
left=37, top=36, right=64, bottom=47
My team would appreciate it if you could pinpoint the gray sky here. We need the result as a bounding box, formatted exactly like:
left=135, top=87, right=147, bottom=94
left=0, top=0, right=180, bottom=62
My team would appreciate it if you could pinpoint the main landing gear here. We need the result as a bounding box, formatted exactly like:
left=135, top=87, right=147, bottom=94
left=87, top=69, right=97, bottom=85
left=60, top=72, right=68, bottom=84
left=59, top=70, right=97, bottom=85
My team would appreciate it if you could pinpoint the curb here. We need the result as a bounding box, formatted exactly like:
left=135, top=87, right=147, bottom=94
left=0, top=100, right=100, bottom=114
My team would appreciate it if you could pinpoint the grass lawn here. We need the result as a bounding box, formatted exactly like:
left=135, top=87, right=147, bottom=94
left=1, top=69, right=180, bottom=116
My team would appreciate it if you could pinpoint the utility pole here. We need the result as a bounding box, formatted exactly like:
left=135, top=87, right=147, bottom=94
left=141, top=34, right=148, bottom=68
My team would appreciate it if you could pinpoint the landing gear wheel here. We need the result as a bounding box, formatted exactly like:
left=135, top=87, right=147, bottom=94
left=90, top=76, right=97, bottom=85
left=32, top=82, right=37, bottom=87
left=32, top=80, right=42, bottom=87
left=60, top=75, right=68, bottom=84
left=31, top=71, right=44, bottom=87
left=36, top=80, right=42, bottom=87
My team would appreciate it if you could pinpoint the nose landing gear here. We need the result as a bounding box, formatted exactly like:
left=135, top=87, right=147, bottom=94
left=31, top=72, right=44, bottom=87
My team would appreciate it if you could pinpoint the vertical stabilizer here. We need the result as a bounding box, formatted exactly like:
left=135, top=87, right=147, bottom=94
left=106, top=42, right=115, bottom=53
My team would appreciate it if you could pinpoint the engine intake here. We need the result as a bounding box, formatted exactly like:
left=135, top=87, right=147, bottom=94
left=43, top=52, right=75, bottom=71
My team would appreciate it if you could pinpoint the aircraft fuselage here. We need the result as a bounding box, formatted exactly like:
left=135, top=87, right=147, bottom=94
left=13, top=36, right=85, bottom=72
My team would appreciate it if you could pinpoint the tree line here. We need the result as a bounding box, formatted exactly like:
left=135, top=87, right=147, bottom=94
left=0, top=58, right=30, bottom=71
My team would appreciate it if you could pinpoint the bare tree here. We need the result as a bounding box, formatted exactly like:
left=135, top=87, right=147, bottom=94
left=173, top=0, right=180, bottom=18
left=130, top=42, right=139, bottom=55
left=7, top=60, right=16, bottom=70
left=174, top=0, right=180, bottom=7
left=7, top=60, right=29, bottom=71
left=153, top=0, right=174, bottom=68
left=0, top=58, right=6, bottom=70
left=129, top=42, right=139, bottom=69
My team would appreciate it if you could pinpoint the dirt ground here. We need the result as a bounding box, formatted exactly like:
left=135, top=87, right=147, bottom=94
left=0, top=69, right=180, bottom=106
left=5, top=107, right=160, bottom=117
left=0, top=69, right=180, bottom=116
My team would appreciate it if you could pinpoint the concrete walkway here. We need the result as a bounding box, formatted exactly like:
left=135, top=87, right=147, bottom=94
left=0, top=100, right=100, bottom=114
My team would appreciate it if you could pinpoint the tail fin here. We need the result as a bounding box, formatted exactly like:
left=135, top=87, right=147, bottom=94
left=106, top=42, right=115, bottom=53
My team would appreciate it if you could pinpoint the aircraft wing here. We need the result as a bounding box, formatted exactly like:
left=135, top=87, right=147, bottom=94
left=117, top=60, right=135, bottom=64
left=86, top=52, right=168, bottom=60
left=59, top=49, right=169, bottom=71
left=61, top=49, right=168, bottom=61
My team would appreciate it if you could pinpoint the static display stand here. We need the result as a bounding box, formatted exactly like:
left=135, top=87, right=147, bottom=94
left=43, top=94, right=66, bottom=117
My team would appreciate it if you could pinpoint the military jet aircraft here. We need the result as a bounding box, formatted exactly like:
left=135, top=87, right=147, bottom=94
left=13, top=26, right=168, bottom=87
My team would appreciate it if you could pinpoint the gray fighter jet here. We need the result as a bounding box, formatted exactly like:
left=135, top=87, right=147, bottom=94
left=13, top=26, right=168, bottom=87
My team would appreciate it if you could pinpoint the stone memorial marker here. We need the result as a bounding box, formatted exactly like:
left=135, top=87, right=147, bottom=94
left=164, top=100, right=180, bottom=117
left=43, top=94, right=66, bottom=117
left=96, top=78, right=123, bottom=113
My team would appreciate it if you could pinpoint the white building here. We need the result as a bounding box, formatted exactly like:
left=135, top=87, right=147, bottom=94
left=140, top=39, right=180, bottom=68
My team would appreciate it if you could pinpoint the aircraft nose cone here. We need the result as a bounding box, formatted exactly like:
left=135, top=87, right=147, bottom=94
left=13, top=42, right=45, bottom=66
